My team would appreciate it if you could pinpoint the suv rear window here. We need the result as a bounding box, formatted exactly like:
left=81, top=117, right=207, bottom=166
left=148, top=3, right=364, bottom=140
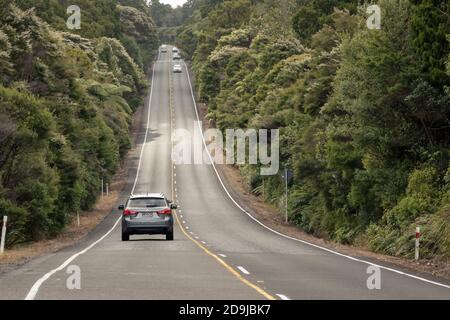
left=128, top=198, right=166, bottom=208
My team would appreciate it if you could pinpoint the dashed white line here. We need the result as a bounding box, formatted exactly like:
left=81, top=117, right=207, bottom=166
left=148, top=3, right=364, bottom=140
left=218, top=254, right=227, bottom=258
left=237, top=266, right=250, bottom=275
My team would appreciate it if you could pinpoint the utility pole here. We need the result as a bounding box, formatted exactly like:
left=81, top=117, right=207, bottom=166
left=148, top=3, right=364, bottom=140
left=1, top=216, right=7, bottom=254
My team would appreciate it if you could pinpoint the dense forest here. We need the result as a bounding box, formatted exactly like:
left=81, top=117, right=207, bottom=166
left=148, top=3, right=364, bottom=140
left=175, top=0, right=450, bottom=261
left=0, top=0, right=159, bottom=246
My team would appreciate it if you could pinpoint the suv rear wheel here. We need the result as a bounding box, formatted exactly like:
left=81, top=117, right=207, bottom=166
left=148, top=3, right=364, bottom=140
left=166, top=230, right=174, bottom=241
left=122, top=231, right=130, bottom=241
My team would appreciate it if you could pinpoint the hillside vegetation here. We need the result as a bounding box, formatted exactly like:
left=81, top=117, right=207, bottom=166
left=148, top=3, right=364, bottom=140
left=176, top=0, right=450, bottom=261
left=0, top=0, right=159, bottom=246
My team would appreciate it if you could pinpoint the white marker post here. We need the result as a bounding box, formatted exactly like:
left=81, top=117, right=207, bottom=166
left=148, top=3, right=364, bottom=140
left=415, top=227, right=421, bottom=261
left=77, top=211, right=80, bottom=227
left=106, top=183, right=109, bottom=197
left=1, top=216, right=7, bottom=254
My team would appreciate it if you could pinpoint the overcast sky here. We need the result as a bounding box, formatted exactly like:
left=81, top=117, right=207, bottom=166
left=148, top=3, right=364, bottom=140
left=159, top=0, right=187, bottom=8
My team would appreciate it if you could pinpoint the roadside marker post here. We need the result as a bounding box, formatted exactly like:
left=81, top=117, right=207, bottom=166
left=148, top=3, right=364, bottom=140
left=415, top=227, right=421, bottom=261
left=101, top=177, right=104, bottom=201
left=106, top=183, right=109, bottom=196
left=1, top=216, right=7, bottom=254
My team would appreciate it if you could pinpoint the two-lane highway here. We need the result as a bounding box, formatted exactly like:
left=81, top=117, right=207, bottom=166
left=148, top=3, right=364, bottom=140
left=0, top=48, right=449, bottom=300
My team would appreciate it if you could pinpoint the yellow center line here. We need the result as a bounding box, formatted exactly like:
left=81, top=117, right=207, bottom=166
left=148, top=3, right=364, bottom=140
left=167, top=56, right=275, bottom=301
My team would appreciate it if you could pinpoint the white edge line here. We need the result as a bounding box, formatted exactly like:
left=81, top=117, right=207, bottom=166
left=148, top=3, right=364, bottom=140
left=237, top=266, right=250, bottom=275
left=276, top=294, right=291, bottom=300
left=25, top=61, right=158, bottom=300
left=182, top=61, right=450, bottom=290
left=25, top=217, right=122, bottom=300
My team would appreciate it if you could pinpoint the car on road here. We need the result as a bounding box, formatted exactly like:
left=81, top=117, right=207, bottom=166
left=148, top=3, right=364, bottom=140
left=119, top=193, right=178, bottom=241
left=172, top=47, right=178, bottom=53
left=160, top=45, right=168, bottom=53
left=173, top=64, right=182, bottom=73
left=173, top=53, right=181, bottom=60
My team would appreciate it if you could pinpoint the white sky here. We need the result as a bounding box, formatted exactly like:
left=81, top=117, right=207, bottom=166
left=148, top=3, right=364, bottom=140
left=159, top=0, right=188, bottom=8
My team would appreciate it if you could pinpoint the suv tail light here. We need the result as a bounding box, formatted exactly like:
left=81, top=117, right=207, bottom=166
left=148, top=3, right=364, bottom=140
left=158, top=208, right=172, bottom=216
left=123, top=209, right=138, bottom=216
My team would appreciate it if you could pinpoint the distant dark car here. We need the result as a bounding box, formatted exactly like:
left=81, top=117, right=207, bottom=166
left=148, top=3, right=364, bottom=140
left=118, top=193, right=178, bottom=241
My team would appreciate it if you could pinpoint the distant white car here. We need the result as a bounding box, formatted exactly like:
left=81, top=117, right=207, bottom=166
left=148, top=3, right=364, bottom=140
left=172, top=47, right=178, bottom=53
left=173, top=64, right=182, bottom=73
left=173, top=53, right=181, bottom=60
left=161, top=45, right=168, bottom=53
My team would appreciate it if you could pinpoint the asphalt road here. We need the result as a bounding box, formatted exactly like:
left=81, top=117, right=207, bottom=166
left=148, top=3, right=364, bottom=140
left=0, top=48, right=449, bottom=300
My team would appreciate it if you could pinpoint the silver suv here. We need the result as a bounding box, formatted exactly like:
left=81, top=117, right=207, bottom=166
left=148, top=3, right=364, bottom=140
left=118, top=193, right=177, bottom=241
